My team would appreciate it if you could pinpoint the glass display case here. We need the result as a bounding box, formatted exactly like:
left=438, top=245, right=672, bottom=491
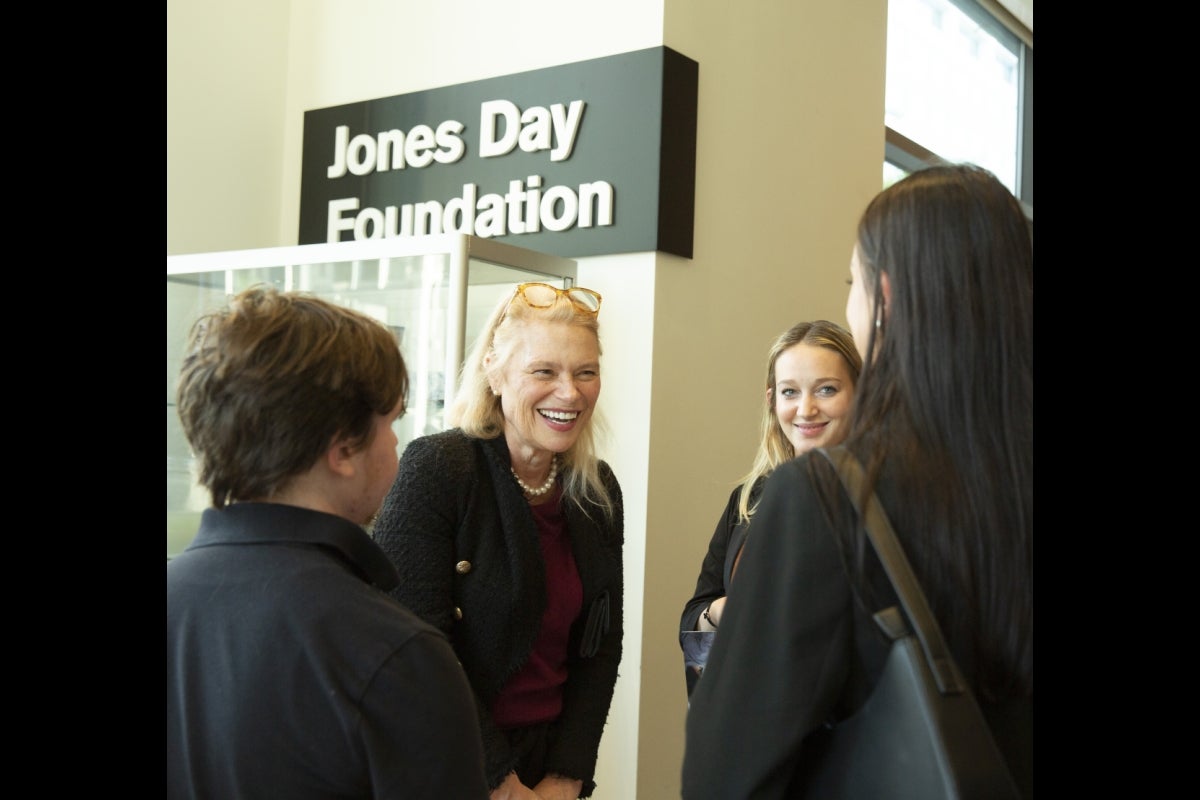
left=167, top=234, right=578, bottom=559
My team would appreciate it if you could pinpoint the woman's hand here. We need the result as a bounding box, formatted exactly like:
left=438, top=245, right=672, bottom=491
left=490, top=771, right=540, bottom=800
left=533, top=773, right=584, bottom=800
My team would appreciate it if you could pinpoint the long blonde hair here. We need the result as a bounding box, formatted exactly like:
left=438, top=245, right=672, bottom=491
left=735, top=320, right=861, bottom=522
left=449, top=286, right=616, bottom=520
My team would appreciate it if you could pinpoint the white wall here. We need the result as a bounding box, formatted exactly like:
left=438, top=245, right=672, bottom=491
left=167, top=2, right=887, bottom=797
left=166, top=0, right=290, bottom=254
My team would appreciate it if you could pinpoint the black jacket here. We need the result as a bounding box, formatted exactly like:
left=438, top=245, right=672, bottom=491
left=373, top=430, right=624, bottom=797
left=167, top=502, right=488, bottom=799
left=682, top=453, right=1032, bottom=799
left=678, top=478, right=765, bottom=697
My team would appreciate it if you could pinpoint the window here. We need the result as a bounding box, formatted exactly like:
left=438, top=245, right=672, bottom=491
left=884, top=0, right=1032, bottom=220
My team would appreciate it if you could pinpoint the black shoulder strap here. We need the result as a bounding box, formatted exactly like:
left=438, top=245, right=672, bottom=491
left=817, top=446, right=964, bottom=696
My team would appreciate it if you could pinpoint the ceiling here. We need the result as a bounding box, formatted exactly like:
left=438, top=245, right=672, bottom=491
left=995, top=0, right=1032, bottom=33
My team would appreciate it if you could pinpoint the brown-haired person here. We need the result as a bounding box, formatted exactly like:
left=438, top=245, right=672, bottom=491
left=683, top=164, right=1033, bottom=798
left=679, top=320, right=861, bottom=697
left=372, top=283, right=623, bottom=800
left=167, top=285, right=488, bottom=799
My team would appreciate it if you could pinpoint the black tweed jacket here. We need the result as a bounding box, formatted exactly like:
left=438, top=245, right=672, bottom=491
left=372, top=429, right=624, bottom=797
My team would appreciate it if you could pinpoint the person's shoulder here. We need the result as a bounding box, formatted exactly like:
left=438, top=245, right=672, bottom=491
left=408, top=427, right=466, bottom=449
left=744, top=473, right=771, bottom=499
left=401, top=427, right=477, bottom=463
left=765, top=454, right=807, bottom=481
left=777, top=449, right=841, bottom=479
left=379, top=596, right=448, bottom=640
left=760, top=452, right=829, bottom=505
left=596, top=458, right=624, bottom=492
left=332, top=572, right=447, bottom=639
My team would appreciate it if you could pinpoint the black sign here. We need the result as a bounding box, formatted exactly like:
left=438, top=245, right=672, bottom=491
left=298, top=47, right=697, bottom=259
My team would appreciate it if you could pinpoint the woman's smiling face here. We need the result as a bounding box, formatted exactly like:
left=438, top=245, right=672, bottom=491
left=771, top=342, right=855, bottom=456
left=490, top=318, right=601, bottom=462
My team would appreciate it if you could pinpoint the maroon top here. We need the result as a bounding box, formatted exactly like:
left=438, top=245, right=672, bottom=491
left=491, top=485, right=583, bottom=728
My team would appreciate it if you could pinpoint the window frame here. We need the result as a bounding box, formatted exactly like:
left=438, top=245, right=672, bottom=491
left=884, top=0, right=1033, bottom=222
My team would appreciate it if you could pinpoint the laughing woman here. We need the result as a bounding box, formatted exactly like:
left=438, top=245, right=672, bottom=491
left=373, top=283, right=624, bottom=800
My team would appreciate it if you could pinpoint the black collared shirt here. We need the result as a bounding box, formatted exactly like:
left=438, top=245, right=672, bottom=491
left=167, top=502, right=488, bottom=799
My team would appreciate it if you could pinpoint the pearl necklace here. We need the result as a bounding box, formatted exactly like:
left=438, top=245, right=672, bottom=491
left=511, top=455, right=559, bottom=497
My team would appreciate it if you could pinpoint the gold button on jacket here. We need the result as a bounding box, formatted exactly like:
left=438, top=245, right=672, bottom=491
left=456, top=560, right=472, bottom=574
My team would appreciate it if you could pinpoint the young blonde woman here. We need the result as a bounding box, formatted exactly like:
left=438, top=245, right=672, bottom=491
left=679, top=320, right=861, bottom=697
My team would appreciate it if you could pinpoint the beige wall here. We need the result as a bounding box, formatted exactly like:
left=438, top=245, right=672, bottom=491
left=167, top=2, right=886, bottom=797
left=166, top=0, right=290, bottom=254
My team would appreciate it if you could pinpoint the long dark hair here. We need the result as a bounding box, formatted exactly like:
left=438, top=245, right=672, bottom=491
left=833, top=164, right=1032, bottom=700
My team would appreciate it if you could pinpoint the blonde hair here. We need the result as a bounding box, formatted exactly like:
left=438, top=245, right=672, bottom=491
left=449, top=286, right=616, bottom=520
left=735, top=320, right=861, bottom=522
